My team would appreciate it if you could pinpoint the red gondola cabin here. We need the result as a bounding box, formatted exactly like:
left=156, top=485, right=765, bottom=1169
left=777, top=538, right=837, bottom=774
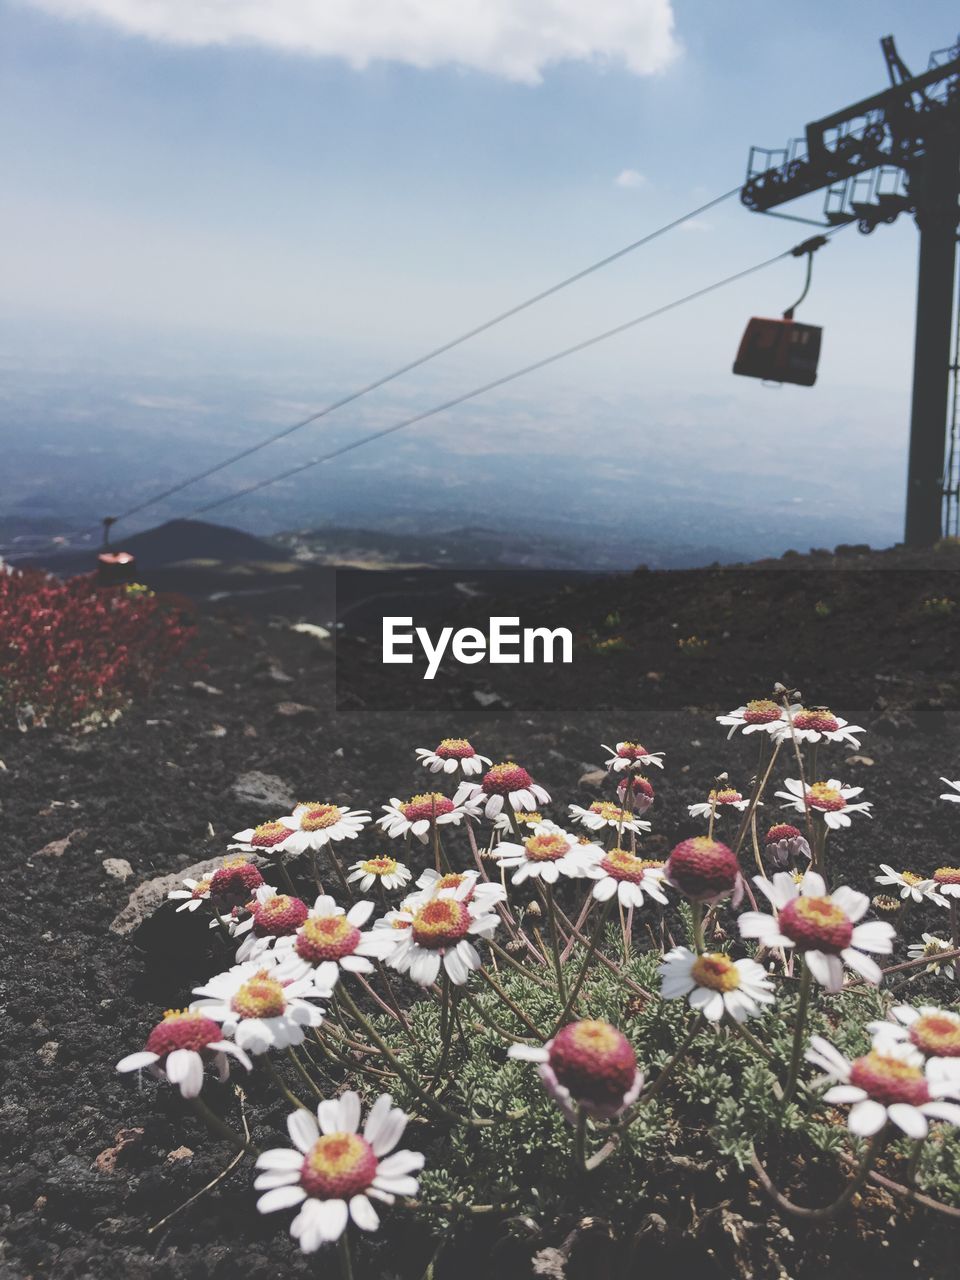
left=733, top=317, right=822, bottom=387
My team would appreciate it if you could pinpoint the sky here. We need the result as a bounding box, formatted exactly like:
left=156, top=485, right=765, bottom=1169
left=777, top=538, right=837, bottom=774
left=1, top=0, right=958, bottom=555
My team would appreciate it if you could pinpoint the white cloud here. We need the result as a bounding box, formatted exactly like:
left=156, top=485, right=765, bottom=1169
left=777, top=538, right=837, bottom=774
left=22, top=0, right=679, bottom=83
left=614, top=168, right=645, bottom=188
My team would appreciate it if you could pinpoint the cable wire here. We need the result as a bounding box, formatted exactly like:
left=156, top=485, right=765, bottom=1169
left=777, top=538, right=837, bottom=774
left=105, top=186, right=742, bottom=527
left=186, top=230, right=846, bottom=520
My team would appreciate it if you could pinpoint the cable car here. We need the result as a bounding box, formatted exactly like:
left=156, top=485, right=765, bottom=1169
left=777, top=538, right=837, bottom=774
left=733, top=233, right=827, bottom=387
left=733, top=317, right=822, bottom=386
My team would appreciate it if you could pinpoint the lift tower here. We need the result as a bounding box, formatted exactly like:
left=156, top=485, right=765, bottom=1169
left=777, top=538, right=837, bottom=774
left=740, top=35, right=960, bottom=546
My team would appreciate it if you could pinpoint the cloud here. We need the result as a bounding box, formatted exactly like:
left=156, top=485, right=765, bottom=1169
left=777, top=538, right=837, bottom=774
left=614, top=168, right=646, bottom=189
left=22, top=0, right=679, bottom=83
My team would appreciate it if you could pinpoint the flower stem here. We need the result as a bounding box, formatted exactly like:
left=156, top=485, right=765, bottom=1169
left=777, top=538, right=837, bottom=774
left=573, top=1106, right=589, bottom=1174
left=542, top=885, right=568, bottom=1002
left=690, top=900, right=706, bottom=955
left=188, top=1095, right=255, bottom=1153
left=552, top=898, right=611, bottom=1034
left=751, top=1131, right=885, bottom=1221
left=337, top=1232, right=355, bottom=1280
left=262, top=1054, right=310, bottom=1111
left=782, top=959, right=813, bottom=1103
left=478, top=967, right=542, bottom=1037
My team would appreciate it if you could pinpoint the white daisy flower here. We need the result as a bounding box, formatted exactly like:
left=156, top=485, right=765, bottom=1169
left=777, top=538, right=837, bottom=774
left=116, top=1009, right=251, bottom=1098
left=658, top=946, right=775, bottom=1023
left=775, top=707, right=865, bottom=749
left=274, top=896, right=399, bottom=988
left=615, top=774, right=656, bottom=814
left=415, top=738, right=491, bottom=777
left=190, top=958, right=329, bottom=1055
left=907, top=933, right=957, bottom=980
left=867, top=1005, right=960, bottom=1083
left=567, top=801, right=651, bottom=836
left=602, top=741, right=665, bottom=773
left=378, top=793, right=478, bottom=844
left=254, top=1092, right=424, bottom=1251
left=279, top=803, right=371, bottom=854
left=493, top=823, right=600, bottom=886
left=229, top=820, right=297, bottom=855
left=687, top=787, right=752, bottom=820
left=234, top=885, right=310, bottom=963
left=716, top=699, right=793, bottom=739
left=346, top=856, right=412, bottom=893
left=579, top=848, right=668, bottom=909
left=493, top=809, right=546, bottom=834
left=387, top=882, right=500, bottom=986
left=774, top=778, right=872, bottom=830
left=167, top=875, right=213, bottom=913
left=806, top=1035, right=960, bottom=1139
left=454, top=762, right=550, bottom=821
left=875, top=865, right=945, bottom=906
left=939, top=778, right=960, bottom=804
left=738, top=870, right=895, bottom=992
left=411, top=867, right=507, bottom=912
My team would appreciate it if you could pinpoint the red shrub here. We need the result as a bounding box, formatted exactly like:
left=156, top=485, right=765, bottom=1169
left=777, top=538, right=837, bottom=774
left=0, top=569, right=196, bottom=730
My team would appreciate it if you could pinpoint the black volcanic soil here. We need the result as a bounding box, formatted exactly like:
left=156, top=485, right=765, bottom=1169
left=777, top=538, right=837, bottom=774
left=3, top=546, right=960, bottom=1279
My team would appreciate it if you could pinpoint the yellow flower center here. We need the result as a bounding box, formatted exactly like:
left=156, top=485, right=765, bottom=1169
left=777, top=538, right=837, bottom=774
left=910, top=1013, right=960, bottom=1058
left=299, top=804, right=342, bottom=832
left=589, top=802, right=631, bottom=822
left=523, top=833, right=569, bottom=862
left=807, top=782, right=845, bottom=810
left=569, top=1019, right=623, bottom=1054
left=230, top=971, right=286, bottom=1019
left=411, top=898, right=470, bottom=947
left=360, top=857, right=397, bottom=876
left=690, top=953, right=741, bottom=992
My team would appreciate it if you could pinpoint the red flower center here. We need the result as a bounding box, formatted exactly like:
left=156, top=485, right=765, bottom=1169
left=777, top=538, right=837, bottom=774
left=435, top=738, right=476, bottom=759
left=849, top=1052, right=930, bottom=1107
left=401, top=793, right=455, bottom=821
left=411, top=898, right=471, bottom=948
left=666, top=838, right=739, bottom=900
left=146, top=1010, right=221, bottom=1056
left=296, top=915, right=362, bottom=962
left=765, top=823, right=802, bottom=844
left=549, top=1020, right=637, bottom=1109
left=300, top=1133, right=378, bottom=1198
left=742, top=700, right=781, bottom=724
left=709, top=788, right=742, bottom=806
left=252, top=894, right=309, bottom=937
left=793, top=708, right=840, bottom=734
left=210, top=858, right=264, bottom=899
left=779, top=895, right=853, bottom=952
left=433, top=872, right=475, bottom=901
left=616, top=742, right=649, bottom=759
left=589, top=801, right=633, bottom=823
left=482, top=762, right=533, bottom=795
left=249, top=821, right=292, bottom=848
left=934, top=867, right=960, bottom=885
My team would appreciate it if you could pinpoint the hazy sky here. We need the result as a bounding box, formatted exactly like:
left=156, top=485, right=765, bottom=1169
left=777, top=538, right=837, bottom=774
left=1, top=0, right=958, bottom=548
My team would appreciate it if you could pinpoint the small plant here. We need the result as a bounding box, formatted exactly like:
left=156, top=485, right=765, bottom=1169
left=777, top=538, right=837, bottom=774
left=0, top=567, right=195, bottom=730
left=677, top=634, right=709, bottom=655
left=921, top=595, right=956, bottom=618
left=116, top=721, right=960, bottom=1274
